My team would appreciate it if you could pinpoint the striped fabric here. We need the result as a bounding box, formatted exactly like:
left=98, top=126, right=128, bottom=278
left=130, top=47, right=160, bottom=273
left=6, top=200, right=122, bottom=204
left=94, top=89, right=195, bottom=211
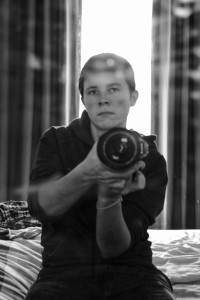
left=0, top=228, right=42, bottom=300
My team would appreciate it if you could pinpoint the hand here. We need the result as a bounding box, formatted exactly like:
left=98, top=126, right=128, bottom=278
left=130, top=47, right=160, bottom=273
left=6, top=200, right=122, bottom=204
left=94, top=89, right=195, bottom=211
left=98, top=165, right=146, bottom=198
left=99, top=163, right=146, bottom=201
left=82, top=142, right=145, bottom=188
left=97, top=167, right=146, bottom=210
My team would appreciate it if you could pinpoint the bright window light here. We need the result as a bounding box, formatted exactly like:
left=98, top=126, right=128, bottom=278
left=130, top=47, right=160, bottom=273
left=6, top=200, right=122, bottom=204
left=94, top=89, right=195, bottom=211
left=80, top=0, right=152, bottom=135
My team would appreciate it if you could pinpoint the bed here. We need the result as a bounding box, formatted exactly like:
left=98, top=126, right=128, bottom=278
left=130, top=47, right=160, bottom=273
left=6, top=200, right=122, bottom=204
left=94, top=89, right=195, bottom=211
left=149, top=229, right=200, bottom=299
left=0, top=201, right=200, bottom=299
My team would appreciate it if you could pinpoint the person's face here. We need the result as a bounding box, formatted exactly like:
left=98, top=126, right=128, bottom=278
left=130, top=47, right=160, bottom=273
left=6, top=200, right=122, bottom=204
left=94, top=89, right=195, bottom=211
left=83, top=70, right=138, bottom=140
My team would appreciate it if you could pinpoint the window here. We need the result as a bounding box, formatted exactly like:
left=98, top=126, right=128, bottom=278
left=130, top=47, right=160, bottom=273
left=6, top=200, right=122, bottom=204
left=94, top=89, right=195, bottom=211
left=80, top=0, right=153, bottom=135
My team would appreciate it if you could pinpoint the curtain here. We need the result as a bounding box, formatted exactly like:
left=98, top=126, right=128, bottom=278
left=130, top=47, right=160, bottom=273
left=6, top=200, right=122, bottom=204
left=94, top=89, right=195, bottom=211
left=0, top=0, right=81, bottom=203
left=152, top=0, right=200, bottom=229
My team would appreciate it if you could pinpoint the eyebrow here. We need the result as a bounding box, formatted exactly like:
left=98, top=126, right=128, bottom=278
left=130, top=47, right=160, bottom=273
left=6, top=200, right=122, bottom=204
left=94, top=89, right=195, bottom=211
left=107, top=82, right=121, bottom=87
left=85, top=82, right=121, bottom=92
left=85, top=85, right=98, bottom=90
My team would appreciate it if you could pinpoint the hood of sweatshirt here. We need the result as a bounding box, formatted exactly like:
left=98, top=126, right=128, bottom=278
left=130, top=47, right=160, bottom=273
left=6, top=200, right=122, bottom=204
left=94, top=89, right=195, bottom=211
left=68, top=110, right=94, bottom=148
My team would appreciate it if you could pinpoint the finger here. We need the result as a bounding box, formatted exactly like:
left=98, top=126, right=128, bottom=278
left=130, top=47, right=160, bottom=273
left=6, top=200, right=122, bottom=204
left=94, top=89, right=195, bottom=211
left=132, top=171, right=146, bottom=189
left=122, top=171, right=146, bottom=194
left=132, top=161, right=146, bottom=173
left=114, top=160, right=146, bottom=177
left=105, top=179, right=126, bottom=191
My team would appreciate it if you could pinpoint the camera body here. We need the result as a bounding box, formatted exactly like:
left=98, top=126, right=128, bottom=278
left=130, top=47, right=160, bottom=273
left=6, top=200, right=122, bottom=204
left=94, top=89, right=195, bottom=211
left=97, top=128, right=149, bottom=170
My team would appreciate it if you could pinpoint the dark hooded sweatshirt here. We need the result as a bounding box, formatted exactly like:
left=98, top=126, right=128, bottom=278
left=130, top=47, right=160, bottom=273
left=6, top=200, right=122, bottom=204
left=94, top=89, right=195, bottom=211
left=28, top=110, right=168, bottom=269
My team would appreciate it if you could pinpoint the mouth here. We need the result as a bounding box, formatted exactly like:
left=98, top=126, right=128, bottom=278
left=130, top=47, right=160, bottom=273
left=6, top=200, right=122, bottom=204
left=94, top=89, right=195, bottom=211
left=98, top=111, right=114, bottom=116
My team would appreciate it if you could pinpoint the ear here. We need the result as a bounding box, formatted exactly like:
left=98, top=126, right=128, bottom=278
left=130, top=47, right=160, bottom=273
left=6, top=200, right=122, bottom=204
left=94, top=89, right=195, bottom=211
left=130, top=90, right=138, bottom=107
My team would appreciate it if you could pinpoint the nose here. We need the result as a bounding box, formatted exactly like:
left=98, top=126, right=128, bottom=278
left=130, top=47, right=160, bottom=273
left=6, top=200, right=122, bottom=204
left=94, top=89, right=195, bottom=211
left=98, top=91, right=110, bottom=106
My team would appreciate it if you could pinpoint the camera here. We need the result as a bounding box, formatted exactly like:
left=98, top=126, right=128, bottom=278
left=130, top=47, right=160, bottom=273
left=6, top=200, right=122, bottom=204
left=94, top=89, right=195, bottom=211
left=97, top=128, right=149, bottom=170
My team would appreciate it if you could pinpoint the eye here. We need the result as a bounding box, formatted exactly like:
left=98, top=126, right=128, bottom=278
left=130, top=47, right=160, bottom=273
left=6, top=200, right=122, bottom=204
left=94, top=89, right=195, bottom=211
left=109, top=87, right=119, bottom=93
left=88, top=89, right=98, bottom=95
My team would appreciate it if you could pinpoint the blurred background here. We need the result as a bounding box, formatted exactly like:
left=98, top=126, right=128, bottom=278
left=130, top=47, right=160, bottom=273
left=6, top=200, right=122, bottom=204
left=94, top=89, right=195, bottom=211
left=0, top=0, right=199, bottom=229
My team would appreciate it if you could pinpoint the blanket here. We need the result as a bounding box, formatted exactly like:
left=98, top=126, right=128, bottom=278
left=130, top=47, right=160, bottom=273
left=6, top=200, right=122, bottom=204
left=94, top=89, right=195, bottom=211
left=0, top=200, right=40, bottom=230
left=149, top=230, right=200, bottom=299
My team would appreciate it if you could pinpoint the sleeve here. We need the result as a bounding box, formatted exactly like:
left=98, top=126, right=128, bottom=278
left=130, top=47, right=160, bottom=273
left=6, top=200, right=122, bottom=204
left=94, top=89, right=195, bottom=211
left=30, top=127, right=66, bottom=184
left=122, top=150, right=168, bottom=246
left=27, top=127, right=67, bottom=221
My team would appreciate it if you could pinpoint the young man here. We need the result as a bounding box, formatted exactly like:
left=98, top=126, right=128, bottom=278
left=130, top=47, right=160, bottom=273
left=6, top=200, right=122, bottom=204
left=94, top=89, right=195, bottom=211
left=26, top=53, right=176, bottom=299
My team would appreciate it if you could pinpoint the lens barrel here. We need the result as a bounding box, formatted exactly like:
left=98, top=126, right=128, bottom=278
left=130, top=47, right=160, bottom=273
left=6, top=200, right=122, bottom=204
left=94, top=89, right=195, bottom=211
left=97, top=128, right=148, bottom=170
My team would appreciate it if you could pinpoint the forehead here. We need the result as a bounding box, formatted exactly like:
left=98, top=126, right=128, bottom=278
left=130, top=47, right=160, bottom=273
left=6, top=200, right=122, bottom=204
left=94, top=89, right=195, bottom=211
left=84, top=70, right=127, bottom=89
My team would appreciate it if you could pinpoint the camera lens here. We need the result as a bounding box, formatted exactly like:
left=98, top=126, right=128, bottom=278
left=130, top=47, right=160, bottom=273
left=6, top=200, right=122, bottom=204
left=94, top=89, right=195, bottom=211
left=97, top=128, right=142, bottom=170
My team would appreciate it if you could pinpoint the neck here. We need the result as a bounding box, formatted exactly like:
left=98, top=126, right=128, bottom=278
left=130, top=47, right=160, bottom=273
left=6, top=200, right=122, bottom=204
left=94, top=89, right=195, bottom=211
left=90, top=124, right=106, bottom=142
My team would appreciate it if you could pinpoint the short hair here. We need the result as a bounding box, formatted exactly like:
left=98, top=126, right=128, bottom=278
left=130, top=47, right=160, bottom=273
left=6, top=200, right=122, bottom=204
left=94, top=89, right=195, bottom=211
left=78, top=53, right=136, bottom=99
